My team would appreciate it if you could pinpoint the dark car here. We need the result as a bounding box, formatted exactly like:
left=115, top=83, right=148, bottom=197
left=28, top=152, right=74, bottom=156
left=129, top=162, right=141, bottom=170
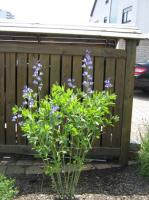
left=134, top=59, right=149, bottom=92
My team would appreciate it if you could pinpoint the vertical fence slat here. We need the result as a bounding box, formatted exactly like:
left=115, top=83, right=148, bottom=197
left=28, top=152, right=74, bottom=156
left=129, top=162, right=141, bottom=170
left=92, top=57, right=105, bottom=149
left=50, top=55, right=60, bottom=88
left=94, top=57, right=104, bottom=91
left=39, top=54, right=50, bottom=97
left=6, top=53, right=16, bottom=144
left=72, top=56, right=82, bottom=89
left=120, top=40, right=137, bottom=166
left=102, top=57, right=116, bottom=147
left=17, top=53, right=27, bottom=144
left=112, top=58, right=126, bottom=147
left=0, top=53, right=5, bottom=144
left=61, top=55, right=72, bottom=87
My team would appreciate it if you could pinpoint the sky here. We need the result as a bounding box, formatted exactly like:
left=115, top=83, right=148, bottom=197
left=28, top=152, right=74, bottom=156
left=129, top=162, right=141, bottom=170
left=0, top=0, right=95, bottom=24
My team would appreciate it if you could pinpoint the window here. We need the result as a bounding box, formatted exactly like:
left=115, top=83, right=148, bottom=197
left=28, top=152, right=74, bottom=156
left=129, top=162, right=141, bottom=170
left=122, top=6, right=132, bottom=23
left=104, top=17, right=107, bottom=23
left=105, top=0, right=109, bottom=4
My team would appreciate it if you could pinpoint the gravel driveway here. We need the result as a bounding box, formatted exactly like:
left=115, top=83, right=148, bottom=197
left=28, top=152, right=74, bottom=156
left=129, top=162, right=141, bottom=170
left=131, top=90, right=149, bottom=144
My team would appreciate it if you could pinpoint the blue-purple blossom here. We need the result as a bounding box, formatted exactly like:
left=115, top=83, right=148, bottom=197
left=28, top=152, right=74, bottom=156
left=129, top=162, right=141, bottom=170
left=67, top=78, right=76, bottom=89
left=29, top=100, right=34, bottom=108
left=87, top=88, right=94, bottom=94
left=50, top=105, right=59, bottom=114
left=105, top=79, right=113, bottom=89
left=22, top=101, right=28, bottom=106
left=12, top=113, right=22, bottom=122
left=82, top=71, right=88, bottom=76
left=22, top=85, right=34, bottom=108
left=82, top=50, right=93, bottom=69
left=12, top=114, right=17, bottom=122
left=23, top=86, right=33, bottom=96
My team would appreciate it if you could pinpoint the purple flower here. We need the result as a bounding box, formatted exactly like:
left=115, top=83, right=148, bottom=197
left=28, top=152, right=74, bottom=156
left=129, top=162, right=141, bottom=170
left=12, top=113, right=22, bottom=122
left=82, top=81, right=88, bottom=87
left=67, top=78, right=76, bottom=89
left=87, top=88, right=94, bottom=94
left=33, top=80, right=38, bottom=85
left=12, top=114, right=17, bottom=122
left=22, top=86, right=35, bottom=108
left=82, top=71, right=88, bottom=76
left=82, top=64, right=86, bottom=68
left=23, top=86, right=33, bottom=95
left=22, top=101, right=28, bottom=106
left=29, top=100, right=34, bottom=108
left=50, top=105, right=59, bottom=114
left=105, top=79, right=113, bottom=89
left=87, top=75, right=93, bottom=81
left=89, top=81, right=94, bottom=86
left=82, top=50, right=93, bottom=69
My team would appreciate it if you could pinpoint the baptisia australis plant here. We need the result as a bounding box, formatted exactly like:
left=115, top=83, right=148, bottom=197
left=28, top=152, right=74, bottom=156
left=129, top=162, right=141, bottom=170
left=12, top=51, right=118, bottom=199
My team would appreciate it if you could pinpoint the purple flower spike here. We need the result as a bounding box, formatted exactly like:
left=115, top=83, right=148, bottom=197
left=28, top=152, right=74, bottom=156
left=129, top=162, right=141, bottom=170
left=82, top=50, right=94, bottom=95
left=32, top=61, right=43, bottom=91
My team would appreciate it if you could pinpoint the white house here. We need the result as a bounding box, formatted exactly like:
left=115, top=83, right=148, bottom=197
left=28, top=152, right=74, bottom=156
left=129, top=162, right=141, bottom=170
left=90, top=0, right=149, bottom=61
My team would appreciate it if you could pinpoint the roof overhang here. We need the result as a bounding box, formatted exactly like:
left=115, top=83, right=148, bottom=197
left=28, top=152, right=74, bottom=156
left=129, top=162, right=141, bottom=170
left=0, top=21, right=145, bottom=40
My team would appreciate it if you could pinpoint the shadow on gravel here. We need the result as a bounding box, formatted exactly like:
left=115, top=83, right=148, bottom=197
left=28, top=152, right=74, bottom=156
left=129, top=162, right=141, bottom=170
left=14, top=165, right=149, bottom=198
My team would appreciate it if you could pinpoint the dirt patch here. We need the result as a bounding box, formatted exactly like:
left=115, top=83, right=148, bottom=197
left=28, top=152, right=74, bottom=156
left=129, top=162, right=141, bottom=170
left=13, top=164, right=149, bottom=200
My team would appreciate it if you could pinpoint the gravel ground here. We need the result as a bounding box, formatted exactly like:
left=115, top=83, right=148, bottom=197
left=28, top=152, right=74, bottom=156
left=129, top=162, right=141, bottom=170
left=131, top=90, right=149, bottom=144
left=14, top=164, right=149, bottom=200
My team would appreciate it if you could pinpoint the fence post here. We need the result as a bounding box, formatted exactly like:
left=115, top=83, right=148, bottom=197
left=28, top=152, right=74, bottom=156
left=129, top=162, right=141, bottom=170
left=120, top=39, right=138, bottom=166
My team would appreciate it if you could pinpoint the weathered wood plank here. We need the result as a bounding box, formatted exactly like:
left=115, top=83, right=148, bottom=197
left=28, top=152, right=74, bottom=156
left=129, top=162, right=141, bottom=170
left=0, top=53, right=5, bottom=144
left=102, top=58, right=116, bottom=147
left=120, top=40, right=137, bottom=166
left=50, top=55, right=60, bottom=88
left=5, top=53, right=16, bottom=144
left=61, top=55, right=72, bottom=87
left=0, top=145, right=120, bottom=157
left=39, top=54, right=50, bottom=97
left=92, top=57, right=105, bottom=148
left=17, top=53, right=27, bottom=144
left=72, top=55, right=82, bottom=89
left=94, top=57, right=104, bottom=91
left=112, top=58, right=126, bottom=148
left=0, top=43, right=126, bottom=58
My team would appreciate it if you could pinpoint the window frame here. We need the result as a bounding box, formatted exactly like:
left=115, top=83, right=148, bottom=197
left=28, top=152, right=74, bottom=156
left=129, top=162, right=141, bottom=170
left=104, top=16, right=108, bottom=23
left=122, top=6, right=132, bottom=24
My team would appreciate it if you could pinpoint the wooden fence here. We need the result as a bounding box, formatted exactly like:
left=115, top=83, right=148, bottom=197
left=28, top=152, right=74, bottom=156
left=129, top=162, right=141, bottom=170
left=0, top=24, right=139, bottom=165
